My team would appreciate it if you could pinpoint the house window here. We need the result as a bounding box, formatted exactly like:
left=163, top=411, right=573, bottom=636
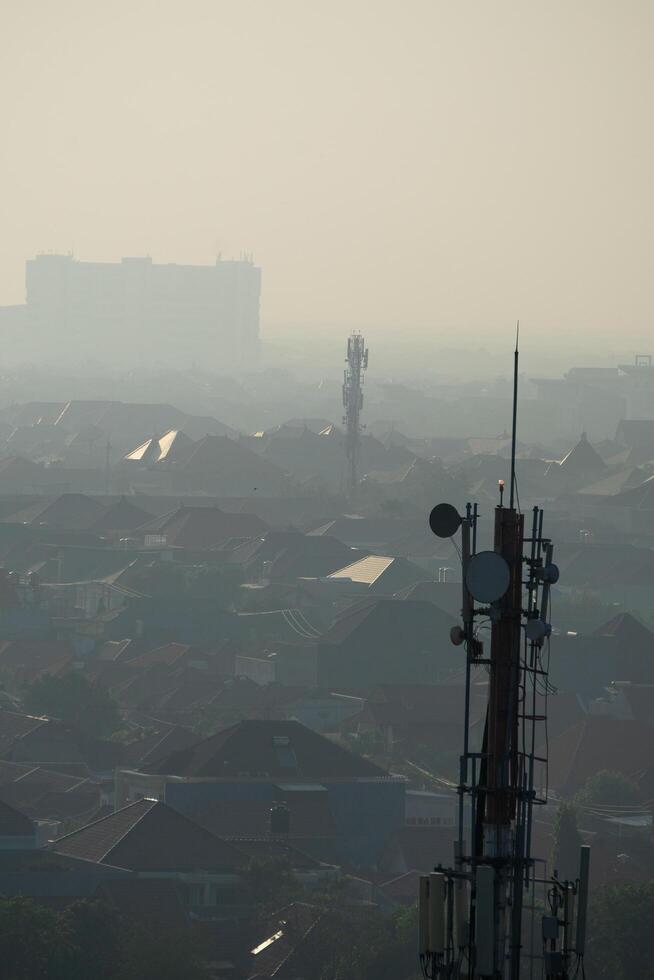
left=272, top=735, right=297, bottom=769
left=145, top=534, right=167, bottom=548
left=184, top=884, right=202, bottom=907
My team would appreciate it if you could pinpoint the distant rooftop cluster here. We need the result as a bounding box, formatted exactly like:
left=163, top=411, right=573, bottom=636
left=0, top=350, right=652, bottom=974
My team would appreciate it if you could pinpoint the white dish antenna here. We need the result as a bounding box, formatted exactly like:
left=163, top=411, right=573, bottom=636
left=465, top=551, right=511, bottom=604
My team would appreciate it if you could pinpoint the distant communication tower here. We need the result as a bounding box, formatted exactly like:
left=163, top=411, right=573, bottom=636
left=342, top=332, right=369, bottom=495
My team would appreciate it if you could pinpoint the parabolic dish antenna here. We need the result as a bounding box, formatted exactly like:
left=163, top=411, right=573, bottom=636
left=465, top=550, right=511, bottom=603
left=429, top=503, right=462, bottom=539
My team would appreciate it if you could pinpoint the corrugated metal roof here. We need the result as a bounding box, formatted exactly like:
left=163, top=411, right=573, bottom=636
left=327, top=555, right=394, bottom=585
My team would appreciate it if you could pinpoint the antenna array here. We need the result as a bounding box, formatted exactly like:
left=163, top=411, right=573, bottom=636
left=420, top=344, right=590, bottom=979
left=342, top=332, right=368, bottom=496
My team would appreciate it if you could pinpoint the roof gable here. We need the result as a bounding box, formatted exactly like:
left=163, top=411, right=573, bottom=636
left=53, top=798, right=244, bottom=871
left=593, top=612, right=654, bottom=649
left=0, top=799, right=35, bottom=837
left=559, top=433, right=607, bottom=476
left=138, top=505, right=268, bottom=549
left=149, top=719, right=387, bottom=779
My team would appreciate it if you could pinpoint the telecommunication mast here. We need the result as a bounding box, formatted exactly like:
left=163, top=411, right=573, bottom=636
left=342, top=332, right=368, bottom=496
left=419, top=339, right=590, bottom=979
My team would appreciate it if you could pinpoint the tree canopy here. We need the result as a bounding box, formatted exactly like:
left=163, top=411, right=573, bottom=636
left=0, top=897, right=209, bottom=980
left=587, top=882, right=654, bottom=980
left=575, top=769, right=642, bottom=807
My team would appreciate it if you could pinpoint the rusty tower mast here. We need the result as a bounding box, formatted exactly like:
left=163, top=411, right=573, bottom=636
left=419, top=339, right=590, bottom=979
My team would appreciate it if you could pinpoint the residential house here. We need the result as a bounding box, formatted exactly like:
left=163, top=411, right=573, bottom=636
left=116, top=719, right=405, bottom=867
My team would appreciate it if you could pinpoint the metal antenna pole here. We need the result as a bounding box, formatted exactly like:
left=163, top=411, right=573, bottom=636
left=509, top=322, right=519, bottom=511
left=420, top=342, right=586, bottom=980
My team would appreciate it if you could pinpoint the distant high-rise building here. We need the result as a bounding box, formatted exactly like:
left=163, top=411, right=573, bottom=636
left=9, top=253, right=261, bottom=367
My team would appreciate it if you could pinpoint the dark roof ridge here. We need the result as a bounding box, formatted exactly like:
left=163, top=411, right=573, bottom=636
left=53, top=797, right=156, bottom=863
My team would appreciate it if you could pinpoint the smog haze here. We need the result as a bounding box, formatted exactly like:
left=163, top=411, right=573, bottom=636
left=2, top=0, right=653, bottom=351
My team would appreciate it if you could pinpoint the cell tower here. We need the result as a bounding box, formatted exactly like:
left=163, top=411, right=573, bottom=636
left=342, top=332, right=368, bottom=495
left=420, top=342, right=590, bottom=979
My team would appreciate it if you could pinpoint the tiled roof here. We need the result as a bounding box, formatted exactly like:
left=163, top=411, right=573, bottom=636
left=126, top=643, right=192, bottom=669
left=307, top=516, right=427, bottom=546
left=122, top=725, right=200, bottom=768
left=137, top=505, right=269, bottom=550
left=0, top=709, right=47, bottom=741
left=183, top=435, right=287, bottom=480
left=53, top=798, right=245, bottom=872
left=148, top=719, right=387, bottom=779
left=592, top=612, right=654, bottom=650
left=249, top=903, right=325, bottom=978
left=610, top=473, right=654, bottom=509
left=546, top=716, right=654, bottom=793
left=0, top=641, right=74, bottom=669
left=24, top=787, right=100, bottom=821
left=0, top=799, right=35, bottom=837
left=0, top=765, right=87, bottom=798
left=558, top=433, right=607, bottom=476
left=92, top=497, right=153, bottom=531
left=321, top=598, right=455, bottom=647
left=124, top=429, right=195, bottom=465
left=95, top=639, right=134, bottom=662
left=4, top=493, right=107, bottom=530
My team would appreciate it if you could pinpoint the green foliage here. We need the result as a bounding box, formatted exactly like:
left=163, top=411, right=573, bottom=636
left=0, top=896, right=210, bottom=980
left=323, top=904, right=420, bottom=980
left=0, top=891, right=424, bottom=980
left=24, top=670, right=120, bottom=737
left=240, top=859, right=421, bottom=979
left=575, top=769, right=642, bottom=807
left=61, top=900, right=124, bottom=980
left=551, top=801, right=582, bottom=881
left=23, top=671, right=120, bottom=737
left=587, top=882, right=654, bottom=979
left=242, top=856, right=304, bottom=912
left=119, top=925, right=209, bottom=980
left=0, top=896, right=73, bottom=979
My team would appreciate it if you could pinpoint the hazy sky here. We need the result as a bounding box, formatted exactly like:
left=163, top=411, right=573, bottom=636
left=1, top=1, right=653, bottom=341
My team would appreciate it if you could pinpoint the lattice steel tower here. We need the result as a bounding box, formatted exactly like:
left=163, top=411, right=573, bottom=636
left=342, top=332, right=368, bottom=495
left=419, top=340, right=591, bottom=979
